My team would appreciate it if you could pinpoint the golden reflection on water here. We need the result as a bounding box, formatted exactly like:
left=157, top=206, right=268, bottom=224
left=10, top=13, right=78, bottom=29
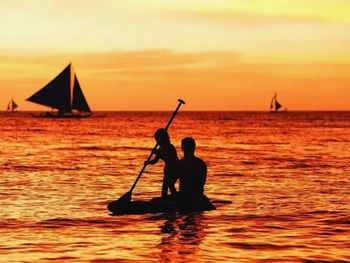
left=158, top=213, right=204, bottom=262
left=0, top=111, right=349, bottom=262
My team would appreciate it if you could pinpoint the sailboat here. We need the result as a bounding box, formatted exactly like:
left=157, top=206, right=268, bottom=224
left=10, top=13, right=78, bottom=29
left=27, top=63, right=92, bottom=118
left=7, top=98, right=18, bottom=111
left=269, top=94, right=287, bottom=113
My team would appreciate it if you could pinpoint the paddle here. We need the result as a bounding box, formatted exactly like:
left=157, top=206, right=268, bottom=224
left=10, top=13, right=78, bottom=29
left=108, top=99, right=185, bottom=212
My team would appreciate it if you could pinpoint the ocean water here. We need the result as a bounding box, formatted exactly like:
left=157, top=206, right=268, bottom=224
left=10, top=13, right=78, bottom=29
left=0, top=111, right=349, bottom=262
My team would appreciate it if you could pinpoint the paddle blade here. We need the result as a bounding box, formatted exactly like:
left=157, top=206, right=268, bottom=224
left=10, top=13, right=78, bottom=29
left=107, top=191, right=132, bottom=213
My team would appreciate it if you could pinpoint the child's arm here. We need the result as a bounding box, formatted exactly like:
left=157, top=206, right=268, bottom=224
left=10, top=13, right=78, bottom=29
left=144, top=148, right=160, bottom=166
left=145, top=156, right=159, bottom=166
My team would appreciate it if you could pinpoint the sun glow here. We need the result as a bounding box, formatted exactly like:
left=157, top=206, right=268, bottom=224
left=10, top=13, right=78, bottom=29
left=0, top=0, right=349, bottom=110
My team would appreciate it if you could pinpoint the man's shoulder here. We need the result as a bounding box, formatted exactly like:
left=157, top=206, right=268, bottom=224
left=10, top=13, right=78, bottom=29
left=179, top=156, right=206, bottom=163
left=188, top=156, right=207, bottom=170
left=197, top=158, right=207, bottom=170
left=195, top=156, right=206, bottom=165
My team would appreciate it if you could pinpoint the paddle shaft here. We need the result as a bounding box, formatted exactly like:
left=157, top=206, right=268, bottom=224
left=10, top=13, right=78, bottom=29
left=129, top=99, right=185, bottom=192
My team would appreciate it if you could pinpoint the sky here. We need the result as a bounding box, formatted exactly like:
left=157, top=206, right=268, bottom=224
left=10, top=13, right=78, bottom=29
left=0, top=0, right=349, bottom=110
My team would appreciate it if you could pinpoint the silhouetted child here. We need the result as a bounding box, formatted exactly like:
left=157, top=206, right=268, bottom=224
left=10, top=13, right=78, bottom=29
left=145, top=128, right=179, bottom=198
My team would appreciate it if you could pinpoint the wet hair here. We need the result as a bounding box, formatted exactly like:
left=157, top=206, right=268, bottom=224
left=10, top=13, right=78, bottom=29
left=181, top=137, right=196, bottom=153
left=154, top=128, right=170, bottom=145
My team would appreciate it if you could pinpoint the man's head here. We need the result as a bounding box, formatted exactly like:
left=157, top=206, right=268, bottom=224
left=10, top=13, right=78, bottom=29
left=181, top=137, right=196, bottom=157
left=154, top=128, right=170, bottom=146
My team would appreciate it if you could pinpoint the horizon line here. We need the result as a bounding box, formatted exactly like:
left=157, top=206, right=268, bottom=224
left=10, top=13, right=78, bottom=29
left=2, top=110, right=349, bottom=113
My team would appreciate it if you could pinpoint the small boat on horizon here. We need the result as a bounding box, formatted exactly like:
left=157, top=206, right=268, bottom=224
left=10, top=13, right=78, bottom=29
left=26, top=63, right=92, bottom=118
left=7, top=98, right=18, bottom=112
left=269, top=93, right=287, bottom=113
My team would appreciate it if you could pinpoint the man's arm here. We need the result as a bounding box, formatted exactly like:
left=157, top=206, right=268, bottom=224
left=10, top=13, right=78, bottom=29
left=200, top=160, right=207, bottom=185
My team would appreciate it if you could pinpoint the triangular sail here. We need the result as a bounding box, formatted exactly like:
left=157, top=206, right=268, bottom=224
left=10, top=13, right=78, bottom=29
left=11, top=99, right=18, bottom=110
left=270, top=94, right=276, bottom=110
left=72, top=75, right=91, bottom=112
left=7, top=102, right=10, bottom=111
left=275, top=100, right=282, bottom=111
left=270, top=97, right=274, bottom=109
left=26, top=64, right=72, bottom=111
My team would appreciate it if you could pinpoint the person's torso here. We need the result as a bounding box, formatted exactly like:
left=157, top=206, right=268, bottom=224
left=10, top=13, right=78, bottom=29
left=178, top=157, right=207, bottom=195
left=156, top=144, right=178, bottom=168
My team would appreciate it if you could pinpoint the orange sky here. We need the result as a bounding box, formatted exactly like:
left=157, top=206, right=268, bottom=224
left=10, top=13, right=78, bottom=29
left=0, top=0, right=349, bottom=110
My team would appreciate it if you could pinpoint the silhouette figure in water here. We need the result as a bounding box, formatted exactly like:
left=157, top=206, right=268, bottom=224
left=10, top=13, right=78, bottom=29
left=144, top=128, right=179, bottom=198
left=177, top=137, right=208, bottom=207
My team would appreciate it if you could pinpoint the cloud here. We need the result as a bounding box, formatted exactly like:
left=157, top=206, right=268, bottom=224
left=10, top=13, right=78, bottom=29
left=1, top=49, right=349, bottom=81
left=162, top=9, right=329, bottom=26
left=0, top=49, right=349, bottom=110
left=149, top=0, right=350, bottom=24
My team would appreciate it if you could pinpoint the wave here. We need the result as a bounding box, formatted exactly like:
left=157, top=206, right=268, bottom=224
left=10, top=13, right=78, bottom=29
left=301, top=258, right=348, bottom=263
left=0, top=219, right=27, bottom=229
left=319, top=217, right=350, bottom=225
left=37, top=218, right=127, bottom=229
left=264, top=156, right=306, bottom=162
left=240, top=161, right=257, bottom=165
left=55, top=146, right=150, bottom=151
left=285, top=163, right=313, bottom=169
left=236, top=141, right=290, bottom=145
left=8, top=164, right=53, bottom=172
left=215, top=173, right=245, bottom=177
left=26, top=128, right=46, bottom=132
left=41, top=256, right=79, bottom=261
left=4, top=164, right=81, bottom=172
left=226, top=241, right=307, bottom=250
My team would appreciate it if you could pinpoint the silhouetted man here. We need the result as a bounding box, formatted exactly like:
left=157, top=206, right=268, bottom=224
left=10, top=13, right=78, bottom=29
left=177, top=137, right=207, bottom=205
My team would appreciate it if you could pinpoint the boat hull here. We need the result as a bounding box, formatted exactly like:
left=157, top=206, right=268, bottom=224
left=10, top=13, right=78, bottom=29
left=269, top=111, right=288, bottom=114
left=108, top=195, right=216, bottom=215
left=31, top=112, right=92, bottom=118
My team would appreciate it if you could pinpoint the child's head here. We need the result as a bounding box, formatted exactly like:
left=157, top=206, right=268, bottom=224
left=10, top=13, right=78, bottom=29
left=154, top=128, right=170, bottom=146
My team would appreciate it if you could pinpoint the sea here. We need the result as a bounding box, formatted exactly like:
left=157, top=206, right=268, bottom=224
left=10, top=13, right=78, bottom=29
left=0, top=111, right=349, bottom=262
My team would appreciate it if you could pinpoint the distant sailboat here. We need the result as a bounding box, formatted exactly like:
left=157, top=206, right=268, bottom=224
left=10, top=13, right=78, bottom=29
left=269, top=94, right=287, bottom=113
left=7, top=98, right=18, bottom=111
left=26, top=63, right=92, bottom=118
